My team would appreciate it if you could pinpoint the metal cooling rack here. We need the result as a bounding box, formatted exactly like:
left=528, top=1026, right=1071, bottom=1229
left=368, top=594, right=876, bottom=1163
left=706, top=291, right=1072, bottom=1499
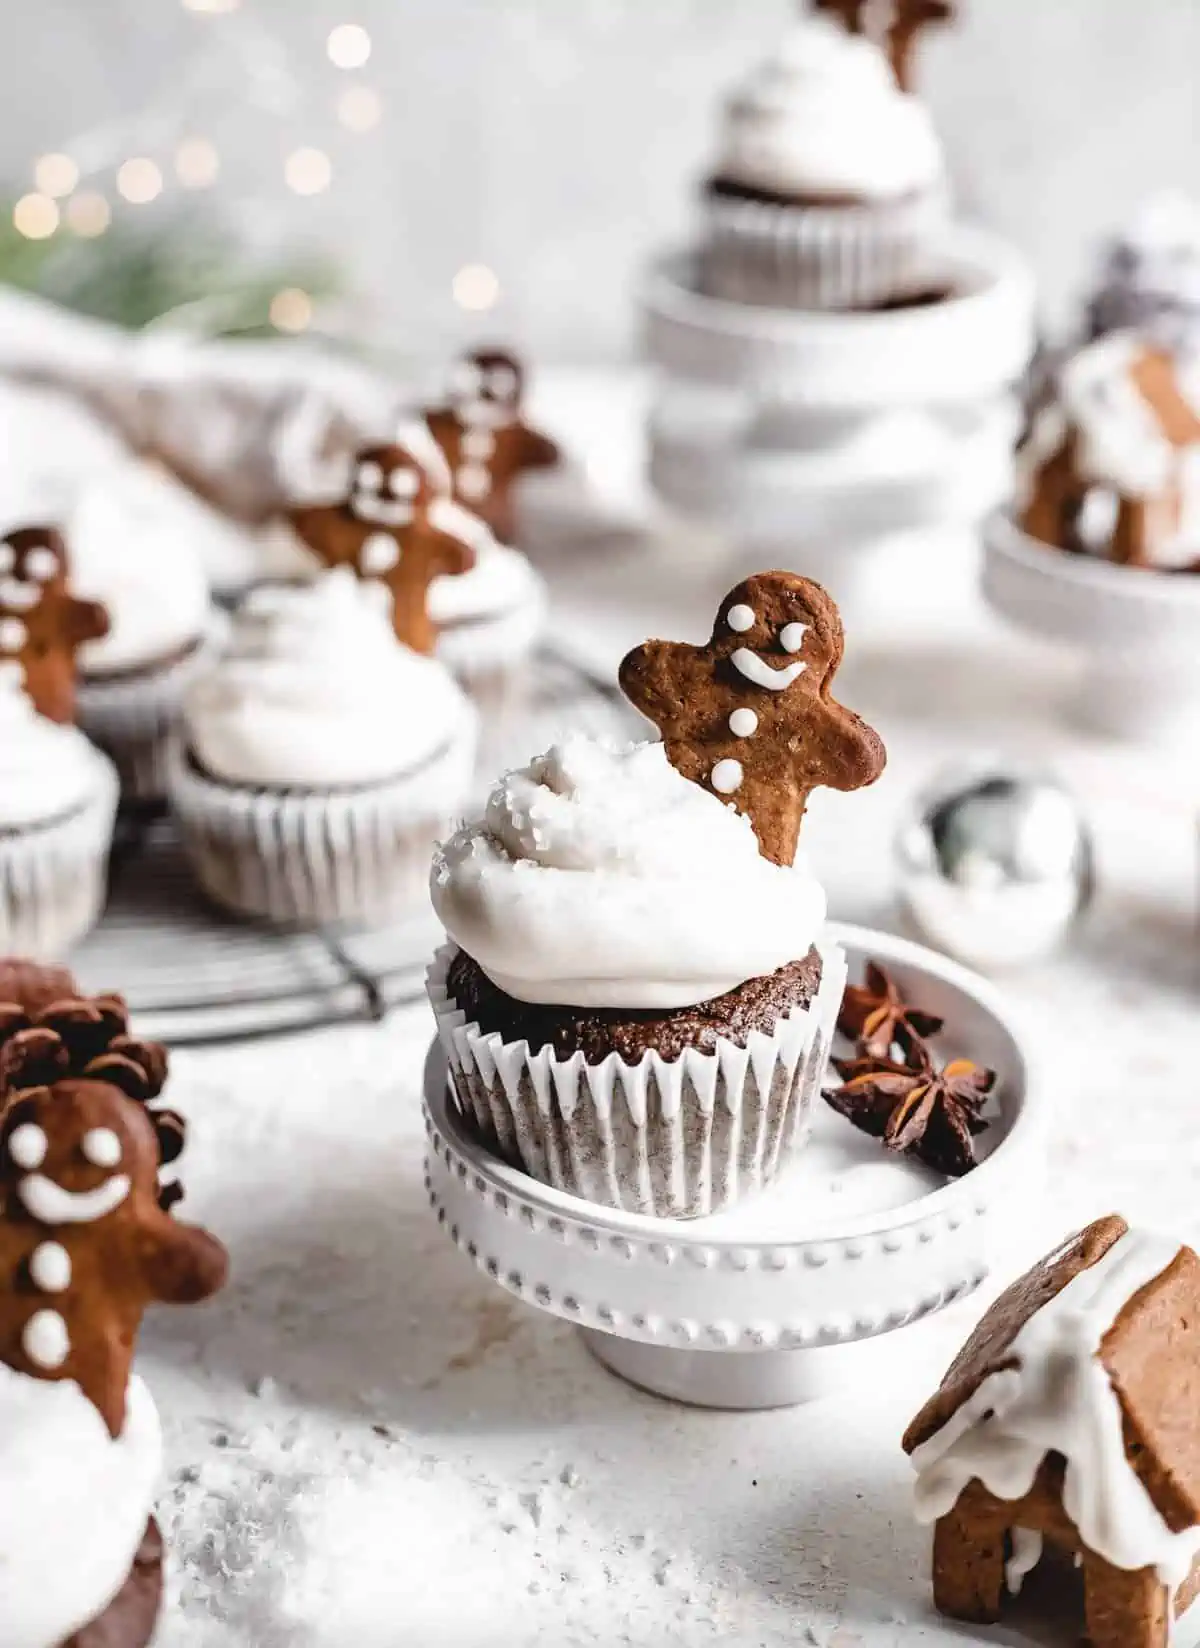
left=71, top=646, right=637, bottom=1046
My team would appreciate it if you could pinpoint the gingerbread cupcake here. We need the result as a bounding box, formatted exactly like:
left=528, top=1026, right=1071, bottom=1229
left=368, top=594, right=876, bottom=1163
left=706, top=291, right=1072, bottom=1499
left=428, top=572, right=884, bottom=1218
left=425, top=348, right=562, bottom=544
left=69, top=464, right=220, bottom=803
left=0, top=984, right=227, bottom=1648
left=0, top=663, right=119, bottom=961
left=168, top=568, right=477, bottom=928
left=289, top=421, right=547, bottom=729
left=698, top=3, right=950, bottom=311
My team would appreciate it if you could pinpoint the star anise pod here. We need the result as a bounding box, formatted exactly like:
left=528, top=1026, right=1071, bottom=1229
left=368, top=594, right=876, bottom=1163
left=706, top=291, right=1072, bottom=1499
left=825, top=1044, right=993, bottom=1177
left=837, top=961, right=944, bottom=1061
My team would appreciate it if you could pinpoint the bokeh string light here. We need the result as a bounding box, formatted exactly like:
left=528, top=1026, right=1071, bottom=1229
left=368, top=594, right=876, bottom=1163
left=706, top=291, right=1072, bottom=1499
left=12, top=194, right=59, bottom=240
left=326, top=23, right=372, bottom=69
left=116, top=158, right=164, bottom=205
left=34, top=154, right=79, bottom=199
left=175, top=138, right=220, bottom=189
left=11, top=9, right=498, bottom=335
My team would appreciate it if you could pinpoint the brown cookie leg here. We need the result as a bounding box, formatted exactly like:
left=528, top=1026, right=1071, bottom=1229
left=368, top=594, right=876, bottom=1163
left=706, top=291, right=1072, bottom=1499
left=930, top=1501, right=1005, bottom=1624
left=62, top=1519, right=164, bottom=1648
left=1083, top=1556, right=1169, bottom=1648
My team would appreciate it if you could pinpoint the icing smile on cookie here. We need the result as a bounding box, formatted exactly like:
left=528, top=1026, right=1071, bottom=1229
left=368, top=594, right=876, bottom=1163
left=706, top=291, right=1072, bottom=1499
left=725, top=603, right=809, bottom=690
left=8, top=1120, right=131, bottom=1226
left=18, top=1173, right=131, bottom=1225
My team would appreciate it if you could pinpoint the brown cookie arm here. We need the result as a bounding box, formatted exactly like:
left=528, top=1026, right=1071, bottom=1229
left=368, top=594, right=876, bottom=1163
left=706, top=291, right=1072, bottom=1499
left=288, top=504, right=336, bottom=558
left=618, top=640, right=697, bottom=733
left=808, top=705, right=888, bottom=794
left=426, top=524, right=476, bottom=579
left=61, top=595, right=110, bottom=646
left=139, top=1216, right=229, bottom=1306
left=520, top=427, right=561, bottom=470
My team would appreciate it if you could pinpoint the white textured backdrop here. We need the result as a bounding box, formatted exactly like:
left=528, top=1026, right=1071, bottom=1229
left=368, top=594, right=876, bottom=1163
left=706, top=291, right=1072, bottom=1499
left=4, top=0, right=1200, bottom=360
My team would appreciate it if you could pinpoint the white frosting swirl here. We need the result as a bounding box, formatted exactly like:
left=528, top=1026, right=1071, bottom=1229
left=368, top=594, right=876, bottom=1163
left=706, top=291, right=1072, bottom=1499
left=427, top=503, right=545, bottom=627
left=712, top=16, right=944, bottom=201
left=431, top=737, right=827, bottom=1009
left=0, top=665, right=109, bottom=828
left=69, top=463, right=212, bottom=676
left=185, top=569, right=473, bottom=789
left=0, top=1367, right=162, bottom=1648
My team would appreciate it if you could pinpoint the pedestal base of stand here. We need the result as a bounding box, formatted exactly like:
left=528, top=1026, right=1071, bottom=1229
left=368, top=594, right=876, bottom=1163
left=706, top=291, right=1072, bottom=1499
left=1070, top=659, right=1200, bottom=746
left=581, top=1317, right=945, bottom=1410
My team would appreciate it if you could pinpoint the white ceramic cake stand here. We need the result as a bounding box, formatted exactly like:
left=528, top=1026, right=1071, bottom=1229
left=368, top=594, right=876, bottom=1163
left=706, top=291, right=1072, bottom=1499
left=983, top=511, right=1200, bottom=744
left=647, top=402, right=1017, bottom=598
left=424, top=923, right=1045, bottom=1409
left=640, top=229, right=1035, bottom=411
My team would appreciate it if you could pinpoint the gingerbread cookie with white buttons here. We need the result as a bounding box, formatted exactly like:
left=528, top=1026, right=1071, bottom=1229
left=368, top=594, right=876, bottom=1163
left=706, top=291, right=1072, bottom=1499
left=0, top=987, right=226, bottom=1648
left=620, top=571, right=886, bottom=866
left=425, top=347, right=561, bottom=543
left=0, top=526, right=109, bottom=725
left=289, top=423, right=475, bottom=654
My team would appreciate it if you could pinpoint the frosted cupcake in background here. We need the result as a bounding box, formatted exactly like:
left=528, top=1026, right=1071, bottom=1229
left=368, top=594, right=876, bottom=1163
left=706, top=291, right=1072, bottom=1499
left=428, top=572, right=885, bottom=1219
left=69, top=464, right=221, bottom=803
left=287, top=421, right=547, bottom=732
left=0, top=663, right=119, bottom=958
left=168, top=569, right=477, bottom=929
left=698, top=3, right=950, bottom=311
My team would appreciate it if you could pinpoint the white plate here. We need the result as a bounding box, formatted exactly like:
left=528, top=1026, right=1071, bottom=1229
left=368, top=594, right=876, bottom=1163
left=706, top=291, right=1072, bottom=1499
left=424, top=921, right=1045, bottom=1408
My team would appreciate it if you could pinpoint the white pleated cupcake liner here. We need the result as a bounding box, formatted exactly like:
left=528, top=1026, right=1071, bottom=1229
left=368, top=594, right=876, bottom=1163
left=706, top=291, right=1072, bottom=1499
left=427, top=938, right=846, bottom=1220
left=77, top=629, right=221, bottom=805
left=166, top=725, right=476, bottom=929
left=0, top=754, right=119, bottom=959
left=698, top=183, right=950, bottom=311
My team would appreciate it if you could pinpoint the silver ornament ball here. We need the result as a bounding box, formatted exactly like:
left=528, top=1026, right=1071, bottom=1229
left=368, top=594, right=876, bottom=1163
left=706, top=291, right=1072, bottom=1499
left=895, top=763, right=1094, bottom=970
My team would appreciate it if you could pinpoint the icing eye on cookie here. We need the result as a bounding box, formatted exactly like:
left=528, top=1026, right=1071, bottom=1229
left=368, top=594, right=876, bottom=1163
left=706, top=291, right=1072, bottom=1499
left=81, top=1128, right=122, bottom=1169
left=8, top=1124, right=48, bottom=1171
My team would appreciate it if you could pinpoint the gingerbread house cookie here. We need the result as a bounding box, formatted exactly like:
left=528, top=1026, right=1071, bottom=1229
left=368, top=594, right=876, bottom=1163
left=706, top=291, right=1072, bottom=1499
left=0, top=527, right=109, bottom=724
left=289, top=422, right=475, bottom=654
left=1020, top=334, right=1200, bottom=570
left=904, top=1215, right=1200, bottom=1648
left=0, top=985, right=226, bottom=1648
left=425, top=348, right=561, bottom=543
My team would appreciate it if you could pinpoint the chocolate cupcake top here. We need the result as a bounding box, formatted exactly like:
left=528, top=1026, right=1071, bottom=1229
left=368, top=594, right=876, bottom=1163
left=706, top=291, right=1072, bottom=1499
left=432, top=734, right=828, bottom=1010
left=184, top=569, right=474, bottom=789
left=709, top=12, right=944, bottom=204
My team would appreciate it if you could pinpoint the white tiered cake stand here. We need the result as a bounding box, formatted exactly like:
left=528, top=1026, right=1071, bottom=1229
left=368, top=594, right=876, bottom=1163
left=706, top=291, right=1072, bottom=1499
left=639, top=229, right=1036, bottom=603
left=424, top=923, right=1044, bottom=1410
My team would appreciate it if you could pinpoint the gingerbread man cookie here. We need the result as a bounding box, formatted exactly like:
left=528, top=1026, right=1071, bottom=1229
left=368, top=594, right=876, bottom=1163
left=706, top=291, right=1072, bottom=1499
left=619, top=573, right=886, bottom=866
left=0, top=526, right=109, bottom=724
left=425, top=347, right=561, bottom=543
left=290, top=426, right=475, bottom=654
left=0, top=1078, right=227, bottom=1438
left=814, top=0, right=953, bottom=90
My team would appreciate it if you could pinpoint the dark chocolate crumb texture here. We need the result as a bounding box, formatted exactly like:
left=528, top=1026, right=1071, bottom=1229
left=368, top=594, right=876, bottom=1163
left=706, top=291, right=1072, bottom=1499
left=447, top=945, right=824, bottom=1066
